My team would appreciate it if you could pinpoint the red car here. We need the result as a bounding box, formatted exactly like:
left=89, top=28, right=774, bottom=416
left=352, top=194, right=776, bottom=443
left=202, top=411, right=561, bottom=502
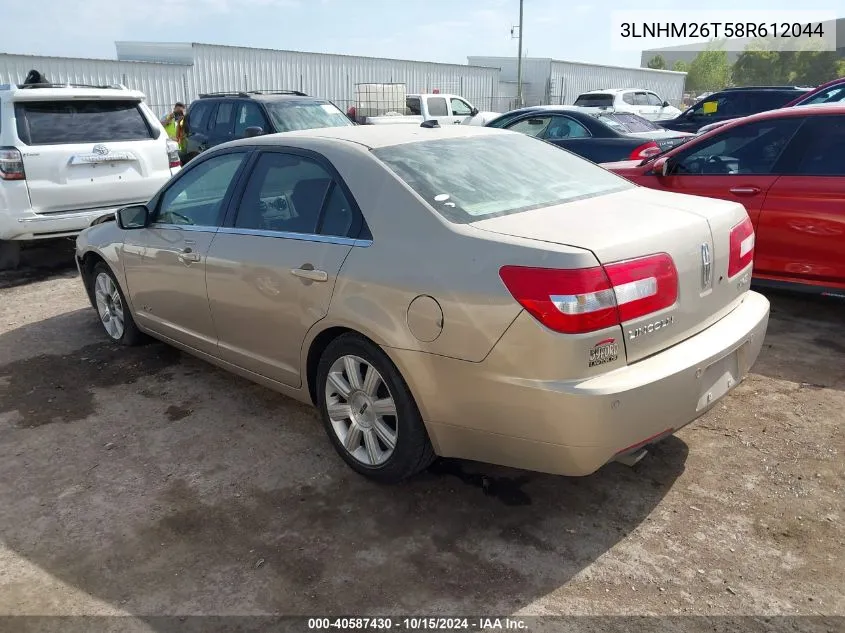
left=604, top=104, right=845, bottom=297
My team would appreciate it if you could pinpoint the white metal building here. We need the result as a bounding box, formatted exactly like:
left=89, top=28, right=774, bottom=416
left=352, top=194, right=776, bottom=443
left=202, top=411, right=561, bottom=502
left=0, top=43, right=502, bottom=118
left=468, top=56, right=688, bottom=110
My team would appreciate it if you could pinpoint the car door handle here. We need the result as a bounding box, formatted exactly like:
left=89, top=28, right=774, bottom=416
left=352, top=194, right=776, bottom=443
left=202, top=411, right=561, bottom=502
left=291, top=267, right=328, bottom=282
left=730, top=186, right=761, bottom=196
left=177, top=247, right=201, bottom=263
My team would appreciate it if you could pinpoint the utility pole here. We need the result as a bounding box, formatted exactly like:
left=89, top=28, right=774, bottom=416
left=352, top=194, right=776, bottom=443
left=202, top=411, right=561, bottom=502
left=516, top=0, right=524, bottom=107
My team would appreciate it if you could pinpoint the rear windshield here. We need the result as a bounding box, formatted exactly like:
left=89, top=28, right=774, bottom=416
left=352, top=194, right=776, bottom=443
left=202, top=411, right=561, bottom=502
left=14, top=100, right=153, bottom=145
left=574, top=94, right=615, bottom=107
left=599, top=113, right=661, bottom=133
left=264, top=100, right=352, bottom=132
left=799, top=85, right=845, bottom=105
left=372, top=133, right=632, bottom=223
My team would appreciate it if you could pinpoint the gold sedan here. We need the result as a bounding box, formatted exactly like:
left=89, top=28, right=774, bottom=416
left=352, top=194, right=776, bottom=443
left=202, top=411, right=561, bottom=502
left=76, top=125, right=770, bottom=482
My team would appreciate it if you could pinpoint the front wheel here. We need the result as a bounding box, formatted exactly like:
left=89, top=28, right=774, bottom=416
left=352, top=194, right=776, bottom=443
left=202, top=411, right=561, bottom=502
left=91, top=263, right=143, bottom=346
left=316, top=334, right=435, bottom=483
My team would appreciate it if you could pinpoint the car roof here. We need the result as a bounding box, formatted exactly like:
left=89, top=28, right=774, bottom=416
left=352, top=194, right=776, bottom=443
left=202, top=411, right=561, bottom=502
left=0, top=83, right=145, bottom=101
left=693, top=102, right=845, bottom=139
left=230, top=123, right=505, bottom=150
left=581, top=88, right=651, bottom=95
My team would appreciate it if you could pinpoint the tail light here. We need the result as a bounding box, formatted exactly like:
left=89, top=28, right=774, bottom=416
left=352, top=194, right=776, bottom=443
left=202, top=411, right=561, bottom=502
left=728, top=216, right=755, bottom=277
left=0, top=147, right=25, bottom=180
left=499, top=253, right=678, bottom=334
left=166, top=140, right=181, bottom=169
left=629, top=141, right=661, bottom=160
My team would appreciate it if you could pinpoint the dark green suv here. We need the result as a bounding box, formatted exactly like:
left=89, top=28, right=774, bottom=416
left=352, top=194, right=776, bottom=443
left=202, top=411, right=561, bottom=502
left=182, top=90, right=352, bottom=162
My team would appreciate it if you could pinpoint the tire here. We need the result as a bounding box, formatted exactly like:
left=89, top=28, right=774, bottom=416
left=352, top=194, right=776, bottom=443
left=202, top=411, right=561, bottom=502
left=0, top=240, right=21, bottom=271
left=91, top=262, right=143, bottom=346
left=316, top=333, right=435, bottom=483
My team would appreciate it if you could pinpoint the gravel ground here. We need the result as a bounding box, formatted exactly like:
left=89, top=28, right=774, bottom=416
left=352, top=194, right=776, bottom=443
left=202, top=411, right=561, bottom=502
left=0, top=250, right=842, bottom=626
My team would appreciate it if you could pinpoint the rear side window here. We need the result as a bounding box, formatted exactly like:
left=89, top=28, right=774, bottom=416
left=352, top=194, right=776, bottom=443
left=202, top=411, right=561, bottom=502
left=15, top=100, right=153, bottom=145
left=800, top=85, right=845, bottom=105
left=574, top=94, right=614, bottom=108
left=406, top=97, right=422, bottom=115
left=427, top=97, right=448, bottom=117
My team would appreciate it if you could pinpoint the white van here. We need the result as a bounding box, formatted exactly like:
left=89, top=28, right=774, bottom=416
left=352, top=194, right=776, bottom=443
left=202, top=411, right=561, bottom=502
left=0, top=81, right=181, bottom=268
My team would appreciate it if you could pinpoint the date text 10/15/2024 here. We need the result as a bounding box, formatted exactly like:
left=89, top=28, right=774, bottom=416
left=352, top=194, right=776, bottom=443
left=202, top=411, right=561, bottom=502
left=308, top=617, right=528, bottom=630
left=620, top=22, right=825, bottom=39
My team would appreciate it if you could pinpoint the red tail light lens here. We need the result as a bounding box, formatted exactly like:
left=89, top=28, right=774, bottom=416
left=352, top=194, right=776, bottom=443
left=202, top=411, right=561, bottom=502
left=166, top=140, right=182, bottom=168
left=728, top=216, right=755, bottom=278
left=0, top=147, right=25, bottom=180
left=499, top=253, right=678, bottom=334
left=629, top=141, right=660, bottom=160
left=604, top=254, right=678, bottom=323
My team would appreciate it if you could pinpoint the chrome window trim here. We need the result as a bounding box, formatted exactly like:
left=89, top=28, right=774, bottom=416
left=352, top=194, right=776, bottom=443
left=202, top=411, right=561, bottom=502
left=150, top=223, right=218, bottom=232
left=217, top=226, right=372, bottom=247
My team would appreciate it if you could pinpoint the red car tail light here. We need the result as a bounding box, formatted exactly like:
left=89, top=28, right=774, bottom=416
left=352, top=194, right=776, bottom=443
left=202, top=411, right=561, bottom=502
left=728, top=216, right=755, bottom=278
left=0, top=147, right=25, bottom=180
left=629, top=141, right=660, bottom=160
left=603, top=253, right=678, bottom=323
left=166, top=140, right=182, bottom=169
left=499, top=253, right=678, bottom=334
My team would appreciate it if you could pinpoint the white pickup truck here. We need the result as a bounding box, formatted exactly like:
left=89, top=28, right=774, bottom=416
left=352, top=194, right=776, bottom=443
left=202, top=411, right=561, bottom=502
left=361, top=93, right=498, bottom=126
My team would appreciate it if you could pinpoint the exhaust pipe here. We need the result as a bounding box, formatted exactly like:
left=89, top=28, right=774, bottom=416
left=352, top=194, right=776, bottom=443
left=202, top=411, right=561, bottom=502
left=614, top=447, right=649, bottom=467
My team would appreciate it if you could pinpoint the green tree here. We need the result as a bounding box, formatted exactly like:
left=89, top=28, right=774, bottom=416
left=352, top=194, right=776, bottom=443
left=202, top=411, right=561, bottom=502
left=646, top=54, right=666, bottom=70
left=732, top=38, right=842, bottom=87
left=685, top=46, right=732, bottom=92
left=672, top=60, right=689, bottom=73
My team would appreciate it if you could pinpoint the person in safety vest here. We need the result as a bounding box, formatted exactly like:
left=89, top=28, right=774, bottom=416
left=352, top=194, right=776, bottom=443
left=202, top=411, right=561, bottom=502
left=161, top=102, right=186, bottom=151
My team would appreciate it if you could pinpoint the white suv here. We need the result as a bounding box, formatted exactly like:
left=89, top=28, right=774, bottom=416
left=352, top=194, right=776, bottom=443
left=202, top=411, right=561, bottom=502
left=0, top=82, right=181, bottom=268
left=573, top=89, right=682, bottom=122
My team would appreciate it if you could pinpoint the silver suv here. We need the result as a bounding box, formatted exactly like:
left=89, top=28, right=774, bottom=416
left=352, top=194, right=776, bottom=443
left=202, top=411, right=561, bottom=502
left=0, top=81, right=181, bottom=268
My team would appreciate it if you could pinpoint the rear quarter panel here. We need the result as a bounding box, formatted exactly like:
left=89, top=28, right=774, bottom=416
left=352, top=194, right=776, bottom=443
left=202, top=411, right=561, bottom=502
left=298, top=140, right=599, bottom=363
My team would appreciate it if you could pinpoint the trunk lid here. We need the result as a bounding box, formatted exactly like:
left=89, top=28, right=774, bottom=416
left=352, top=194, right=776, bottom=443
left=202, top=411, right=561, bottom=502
left=472, top=186, right=750, bottom=362
left=13, top=97, right=171, bottom=215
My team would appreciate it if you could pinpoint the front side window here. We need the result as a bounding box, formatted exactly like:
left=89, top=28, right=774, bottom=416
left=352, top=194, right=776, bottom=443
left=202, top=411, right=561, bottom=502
left=647, top=93, right=664, bottom=106
left=263, top=101, right=352, bottom=132
left=622, top=93, right=635, bottom=105
left=450, top=98, right=472, bottom=116
left=506, top=116, right=551, bottom=138
left=15, top=100, right=153, bottom=145
left=688, top=93, right=738, bottom=118
left=373, top=134, right=632, bottom=223
left=673, top=118, right=801, bottom=176
left=234, top=102, right=267, bottom=136
left=156, top=152, right=245, bottom=226
left=234, top=152, right=355, bottom=237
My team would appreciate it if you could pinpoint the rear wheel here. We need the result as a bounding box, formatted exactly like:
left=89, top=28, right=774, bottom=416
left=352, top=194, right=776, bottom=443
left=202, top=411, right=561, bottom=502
left=92, top=263, right=143, bottom=346
left=316, top=334, right=435, bottom=483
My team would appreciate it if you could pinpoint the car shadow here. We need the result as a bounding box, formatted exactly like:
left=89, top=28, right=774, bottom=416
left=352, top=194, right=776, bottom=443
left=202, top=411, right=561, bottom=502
left=0, top=240, right=77, bottom=290
left=0, top=310, right=689, bottom=622
left=752, top=289, right=845, bottom=391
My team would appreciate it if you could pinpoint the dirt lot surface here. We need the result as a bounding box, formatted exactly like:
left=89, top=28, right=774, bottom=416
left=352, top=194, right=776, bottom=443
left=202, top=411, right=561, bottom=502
left=0, top=249, right=842, bottom=627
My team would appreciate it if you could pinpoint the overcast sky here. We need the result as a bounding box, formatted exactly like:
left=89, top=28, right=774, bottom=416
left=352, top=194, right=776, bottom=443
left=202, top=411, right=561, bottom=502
left=3, top=0, right=841, bottom=68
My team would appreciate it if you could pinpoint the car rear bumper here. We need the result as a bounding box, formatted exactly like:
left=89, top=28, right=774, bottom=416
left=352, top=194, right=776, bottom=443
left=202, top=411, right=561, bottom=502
left=388, top=290, right=770, bottom=476
left=0, top=206, right=134, bottom=241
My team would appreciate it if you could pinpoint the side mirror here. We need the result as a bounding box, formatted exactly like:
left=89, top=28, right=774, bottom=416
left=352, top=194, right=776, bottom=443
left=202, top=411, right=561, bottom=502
left=470, top=107, right=479, bottom=117
left=652, top=156, right=671, bottom=177
left=117, top=205, right=150, bottom=230
left=244, top=126, right=264, bottom=138
left=662, top=100, right=670, bottom=108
